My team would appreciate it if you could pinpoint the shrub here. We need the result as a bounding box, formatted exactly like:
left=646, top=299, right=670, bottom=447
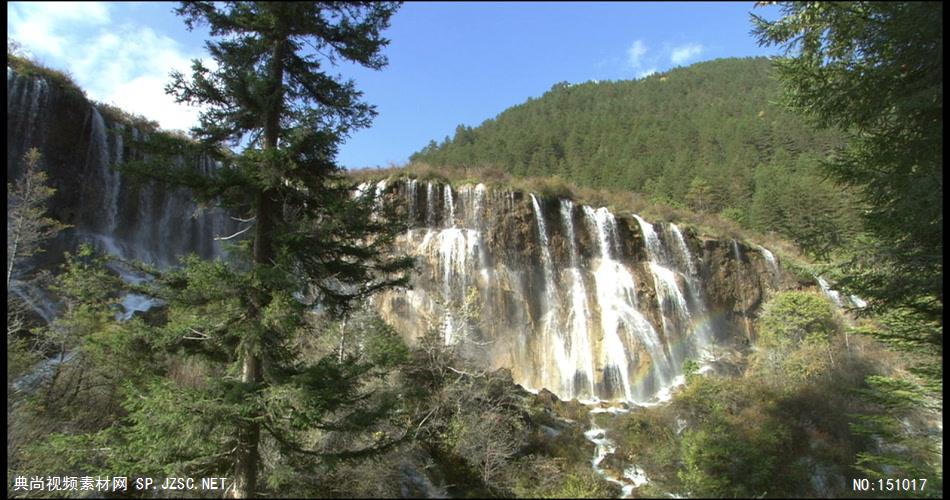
left=758, top=291, right=839, bottom=345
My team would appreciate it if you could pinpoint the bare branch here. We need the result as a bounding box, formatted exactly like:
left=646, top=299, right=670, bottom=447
left=214, top=223, right=254, bottom=241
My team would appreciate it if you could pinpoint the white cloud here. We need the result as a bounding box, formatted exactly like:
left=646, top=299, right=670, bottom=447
left=8, top=2, right=208, bottom=132
left=670, top=43, right=704, bottom=65
left=9, top=2, right=111, bottom=57
left=636, top=68, right=657, bottom=79
left=627, top=40, right=648, bottom=69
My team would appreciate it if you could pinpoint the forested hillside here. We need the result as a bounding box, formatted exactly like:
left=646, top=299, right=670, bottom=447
left=411, top=57, right=860, bottom=257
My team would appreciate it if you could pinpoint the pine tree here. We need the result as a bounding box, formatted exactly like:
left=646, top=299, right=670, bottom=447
left=7, top=148, right=70, bottom=287
left=752, top=1, right=942, bottom=321
left=752, top=1, right=943, bottom=486
left=113, top=2, right=410, bottom=497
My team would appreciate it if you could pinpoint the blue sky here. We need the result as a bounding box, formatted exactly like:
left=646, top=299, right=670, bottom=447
left=8, top=1, right=782, bottom=169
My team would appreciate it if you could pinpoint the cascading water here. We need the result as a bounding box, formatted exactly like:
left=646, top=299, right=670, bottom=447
left=7, top=72, right=49, bottom=164
left=669, top=224, right=697, bottom=276
left=426, top=182, right=436, bottom=227
left=634, top=215, right=692, bottom=366
left=473, top=183, right=486, bottom=229
left=8, top=68, right=803, bottom=498
left=815, top=275, right=866, bottom=309
left=584, top=206, right=668, bottom=401
left=8, top=70, right=246, bottom=394
left=560, top=200, right=596, bottom=400
left=380, top=181, right=753, bottom=404
left=758, top=245, right=781, bottom=286
left=84, top=107, right=121, bottom=235
left=9, top=280, right=58, bottom=325
left=732, top=239, right=753, bottom=340
left=407, top=178, right=418, bottom=223
left=443, top=184, right=455, bottom=228
left=670, top=223, right=714, bottom=347
left=530, top=194, right=572, bottom=398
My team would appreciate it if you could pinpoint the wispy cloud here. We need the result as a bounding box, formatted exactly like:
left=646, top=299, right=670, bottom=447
left=670, top=43, right=704, bottom=65
left=8, top=2, right=110, bottom=57
left=636, top=68, right=657, bottom=79
left=626, top=40, right=648, bottom=69
left=9, top=2, right=208, bottom=132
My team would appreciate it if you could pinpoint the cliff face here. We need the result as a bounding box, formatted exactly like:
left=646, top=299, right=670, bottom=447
left=7, top=68, right=237, bottom=269
left=369, top=179, right=784, bottom=403
left=8, top=69, right=788, bottom=403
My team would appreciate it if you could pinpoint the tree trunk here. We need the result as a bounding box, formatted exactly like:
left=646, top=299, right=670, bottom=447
left=230, top=36, right=286, bottom=500
left=338, top=318, right=347, bottom=362
left=8, top=232, right=20, bottom=287
left=232, top=354, right=261, bottom=498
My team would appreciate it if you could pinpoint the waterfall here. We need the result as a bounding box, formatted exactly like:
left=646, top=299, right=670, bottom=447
left=670, top=223, right=714, bottom=346
left=86, top=107, right=120, bottom=235
left=407, top=178, right=418, bottom=225
left=635, top=215, right=695, bottom=372
left=758, top=245, right=781, bottom=286
left=633, top=215, right=666, bottom=265
left=443, top=184, right=455, bottom=228
left=467, top=184, right=490, bottom=277
left=560, top=200, right=596, bottom=399
left=584, top=206, right=670, bottom=401
left=816, top=275, right=844, bottom=307
left=732, top=240, right=753, bottom=340
left=815, top=274, right=865, bottom=309
left=10, top=65, right=777, bottom=404
left=9, top=280, right=58, bottom=325
left=647, top=262, right=689, bottom=362
left=669, top=224, right=697, bottom=277
left=426, top=182, right=436, bottom=227
left=7, top=72, right=48, bottom=162
left=530, top=195, right=571, bottom=397
left=424, top=226, right=481, bottom=345
left=473, top=183, right=486, bottom=229
left=374, top=179, right=388, bottom=213
left=590, top=207, right=621, bottom=259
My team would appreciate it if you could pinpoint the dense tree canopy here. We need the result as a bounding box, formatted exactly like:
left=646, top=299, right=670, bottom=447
left=752, top=1, right=942, bottom=321
left=753, top=1, right=943, bottom=486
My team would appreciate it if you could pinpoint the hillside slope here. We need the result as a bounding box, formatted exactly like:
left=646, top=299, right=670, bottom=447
left=410, top=57, right=858, bottom=257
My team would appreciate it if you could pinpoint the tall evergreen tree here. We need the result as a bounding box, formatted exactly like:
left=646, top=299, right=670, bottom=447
left=752, top=1, right=942, bottom=321
left=116, top=2, right=409, bottom=497
left=752, top=1, right=943, bottom=485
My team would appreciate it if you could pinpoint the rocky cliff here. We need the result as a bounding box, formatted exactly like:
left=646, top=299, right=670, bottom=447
left=7, top=68, right=237, bottom=269
left=364, top=179, right=784, bottom=402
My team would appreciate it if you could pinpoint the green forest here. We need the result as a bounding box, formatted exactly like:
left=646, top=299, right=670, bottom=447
left=409, top=56, right=865, bottom=260
left=7, top=1, right=942, bottom=498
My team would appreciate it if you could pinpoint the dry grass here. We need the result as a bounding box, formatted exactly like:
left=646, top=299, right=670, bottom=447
left=8, top=53, right=86, bottom=98
left=95, top=101, right=161, bottom=133
left=346, top=161, right=814, bottom=268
